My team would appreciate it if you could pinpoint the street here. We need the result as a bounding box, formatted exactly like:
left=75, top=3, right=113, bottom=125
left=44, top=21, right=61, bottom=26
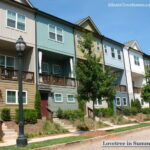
left=59, top=128, right=150, bottom=150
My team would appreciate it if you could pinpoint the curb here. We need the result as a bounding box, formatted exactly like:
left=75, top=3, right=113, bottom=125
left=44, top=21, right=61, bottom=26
left=34, top=125, right=150, bottom=150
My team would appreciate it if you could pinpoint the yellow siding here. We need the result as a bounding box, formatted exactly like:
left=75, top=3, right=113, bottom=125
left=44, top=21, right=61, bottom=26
left=0, top=80, right=36, bottom=115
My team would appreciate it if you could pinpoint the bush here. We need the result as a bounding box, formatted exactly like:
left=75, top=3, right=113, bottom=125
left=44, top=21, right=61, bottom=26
left=16, top=109, right=37, bottom=124
left=111, top=115, right=124, bottom=125
left=1, top=108, right=11, bottom=121
left=56, top=109, right=84, bottom=120
left=34, top=91, right=41, bottom=119
left=131, top=99, right=142, bottom=113
left=142, top=108, right=150, bottom=114
left=122, top=107, right=138, bottom=116
left=95, top=108, right=114, bottom=117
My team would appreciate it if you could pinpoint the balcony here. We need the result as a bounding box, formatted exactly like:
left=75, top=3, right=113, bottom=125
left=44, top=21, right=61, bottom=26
left=0, top=67, right=34, bottom=83
left=133, top=87, right=141, bottom=94
left=39, top=74, right=76, bottom=87
left=113, top=85, right=127, bottom=92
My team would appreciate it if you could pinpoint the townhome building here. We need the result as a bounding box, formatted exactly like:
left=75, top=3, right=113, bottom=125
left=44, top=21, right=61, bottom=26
left=143, top=54, right=150, bottom=72
left=0, top=0, right=36, bottom=114
left=123, top=40, right=148, bottom=107
left=74, top=17, right=108, bottom=116
left=102, top=37, right=129, bottom=108
left=36, top=11, right=78, bottom=117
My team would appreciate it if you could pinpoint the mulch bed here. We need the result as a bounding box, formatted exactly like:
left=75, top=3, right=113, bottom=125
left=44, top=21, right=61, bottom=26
left=4, top=119, right=46, bottom=134
left=80, top=130, right=109, bottom=137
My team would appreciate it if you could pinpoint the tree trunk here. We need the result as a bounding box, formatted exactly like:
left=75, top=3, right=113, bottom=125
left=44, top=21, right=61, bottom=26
left=92, top=100, right=96, bottom=131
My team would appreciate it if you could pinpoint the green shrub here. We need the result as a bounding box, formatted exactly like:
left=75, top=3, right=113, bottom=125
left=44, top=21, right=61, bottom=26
left=111, top=115, right=124, bottom=125
left=1, top=108, right=11, bottom=121
left=95, top=108, right=114, bottom=117
left=34, top=91, right=41, bottom=119
left=131, top=99, right=142, bottom=113
left=16, top=109, right=37, bottom=124
left=142, top=108, right=150, bottom=114
left=122, top=107, right=138, bottom=116
left=56, top=109, right=84, bottom=120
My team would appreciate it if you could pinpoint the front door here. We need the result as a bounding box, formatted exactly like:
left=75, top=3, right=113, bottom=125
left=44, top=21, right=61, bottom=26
left=41, top=93, right=48, bottom=117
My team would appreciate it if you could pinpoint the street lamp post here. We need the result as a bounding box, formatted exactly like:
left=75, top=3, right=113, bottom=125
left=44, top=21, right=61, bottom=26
left=16, top=36, right=28, bottom=147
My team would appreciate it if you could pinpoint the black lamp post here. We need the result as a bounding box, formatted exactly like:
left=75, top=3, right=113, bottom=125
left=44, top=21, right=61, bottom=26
left=16, top=36, right=27, bottom=147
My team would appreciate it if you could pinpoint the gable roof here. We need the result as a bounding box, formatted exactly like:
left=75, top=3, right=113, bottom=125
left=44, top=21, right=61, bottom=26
left=13, top=0, right=34, bottom=8
left=75, top=16, right=101, bottom=35
left=124, top=40, right=142, bottom=52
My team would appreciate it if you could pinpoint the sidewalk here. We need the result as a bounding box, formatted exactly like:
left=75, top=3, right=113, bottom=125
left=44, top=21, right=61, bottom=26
left=0, top=122, right=145, bottom=147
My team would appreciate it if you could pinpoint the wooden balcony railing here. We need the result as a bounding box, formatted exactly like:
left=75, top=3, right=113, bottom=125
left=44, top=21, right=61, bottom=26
left=113, top=85, right=127, bottom=92
left=39, top=74, right=76, bottom=87
left=0, top=67, right=34, bottom=83
left=133, top=87, right=141, bottom=93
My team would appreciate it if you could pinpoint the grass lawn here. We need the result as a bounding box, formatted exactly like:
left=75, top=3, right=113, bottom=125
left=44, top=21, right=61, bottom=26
left=108, top=123, right=150, bottom=133
left=0, top=136, right=90, bottom=150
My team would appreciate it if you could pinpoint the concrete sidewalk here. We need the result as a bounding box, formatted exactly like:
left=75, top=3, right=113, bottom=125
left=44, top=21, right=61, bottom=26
left=0, top=122, right=145, bottom=147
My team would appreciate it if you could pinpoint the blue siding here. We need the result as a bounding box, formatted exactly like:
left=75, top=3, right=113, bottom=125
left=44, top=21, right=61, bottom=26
left=103, top=40, right=124, bottom=70
left=116, top=92, right=129, bottom=106
left=36, top=15, right=75, bottom=57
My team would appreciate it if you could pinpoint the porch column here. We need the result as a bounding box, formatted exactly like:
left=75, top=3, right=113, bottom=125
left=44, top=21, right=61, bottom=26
left=70, top=58, right=74, bottom=78
left=39, top=51, right=43, bottom=73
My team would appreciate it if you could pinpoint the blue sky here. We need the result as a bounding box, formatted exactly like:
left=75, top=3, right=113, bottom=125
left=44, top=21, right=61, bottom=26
left=30, top=0, right=150, bottom=54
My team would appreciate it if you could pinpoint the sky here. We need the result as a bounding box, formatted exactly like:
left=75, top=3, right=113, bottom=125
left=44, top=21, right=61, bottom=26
left=30, top=0, right=150, bottom=54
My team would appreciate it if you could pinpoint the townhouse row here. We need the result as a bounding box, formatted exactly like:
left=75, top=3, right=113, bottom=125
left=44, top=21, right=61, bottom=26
left=0, top=0, right=149, bottom=117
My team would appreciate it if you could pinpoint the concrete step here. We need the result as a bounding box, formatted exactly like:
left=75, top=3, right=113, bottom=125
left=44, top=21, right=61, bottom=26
left=3, top=135, right=18, bottom=140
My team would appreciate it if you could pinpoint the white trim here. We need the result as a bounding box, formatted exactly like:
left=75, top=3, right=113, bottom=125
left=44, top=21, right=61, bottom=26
left=116, top=97, right=121, bottom=106
left=122, top=97, right=127, bottom=106
left=6, top=89, right=27, bottom=105
left=67, top=94, right=75, bottom=103
left=6, top=9, right=26, bottom=32
left=54, top=93, right=63, bottom=103
left=94, top=98, right=102, bottom=106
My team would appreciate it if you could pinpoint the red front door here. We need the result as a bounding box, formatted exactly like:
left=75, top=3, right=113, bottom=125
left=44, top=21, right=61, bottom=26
left=41, top=99, right=48, bottom=117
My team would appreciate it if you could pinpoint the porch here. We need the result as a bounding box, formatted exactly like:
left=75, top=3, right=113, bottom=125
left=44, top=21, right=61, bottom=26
left=38, top=50, right=76, bottom=87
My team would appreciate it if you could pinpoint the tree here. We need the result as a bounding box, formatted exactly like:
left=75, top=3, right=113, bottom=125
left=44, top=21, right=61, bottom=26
left=141, top=68, right=150, bottom=107
left=34, top=91, right=42, bottom=119
left=76, top=33, right=116, bottom=129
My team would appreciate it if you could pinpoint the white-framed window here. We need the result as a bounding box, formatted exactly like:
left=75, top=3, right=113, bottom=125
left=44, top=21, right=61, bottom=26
left=0, top=55, right=15, bottom=68
left=134, top=55, right=140, bottom=66
left=117, top=50, right=121, bottom=60
left=111, top=47, right=115, bottom=58
left=116, top=97, right=121, bottom=106
left=52, top=64, right=61, bottom=75
left=42, top=62, right=49, bottom=74
left=94, top=99, right=102, bottom=106
left=7, top=10, right=25, bottom=31
left=104, top=45, right=107, bottom=53
left=67, top=95, right=75, bottom=103
left=122, top=97, right=127, bottom=106
left=54, top=93, right=63, bottom=102
left=97, top=41, right=100, bottom=50
left=6, top=90, right=27, bottom=104
left=77, top=33, right=81, bottom=45
left=49, top=25, right=63, bottom=42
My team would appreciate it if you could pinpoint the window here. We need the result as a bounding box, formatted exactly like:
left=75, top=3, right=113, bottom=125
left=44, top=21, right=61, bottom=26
left=7, top=10, right=25, bottom=31
left=49, top=25, right=63, bottom=42
left=67, top=95, right=75, bottom=103
left=97, top=41, right=100, bottom=50
left=6, top=90, right=27, bottom=104
left=116, top=97, right=121, bottom=106
left=77, top=34, right=81, bottom=45
left=42, top=62, right=49, bottom=74
left=134, top=56, right=140, bottom=66
left=111, top=48, right=115, bottom=58
left=53, top=64, right=61, bottom=74
left=123, top=97, right=127, bottom=106
left=94, top=99, right=102, bottom=106
left=117, top=50, right=121, bottom=60
left=54, top=93, right=63, bottom=102
left=0, top=55, right=15, bottom=68
left=104, top=45, right=107, bottom=53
